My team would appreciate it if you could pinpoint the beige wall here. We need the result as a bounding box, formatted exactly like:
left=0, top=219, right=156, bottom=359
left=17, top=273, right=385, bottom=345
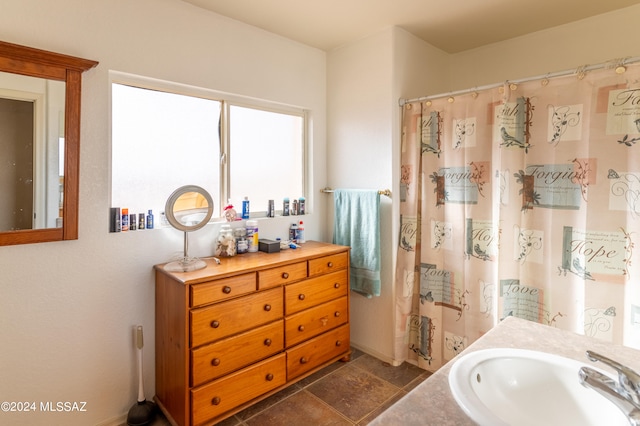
left=2, top=1, right=640, bottom=424
left=327, top=3, right=640, bottom=365
left=449, top=4, right=640, bottom=91
left=0, top=1, right=326, bottom=425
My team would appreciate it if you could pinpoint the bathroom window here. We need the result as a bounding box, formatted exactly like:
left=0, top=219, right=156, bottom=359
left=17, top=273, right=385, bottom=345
left=227, top=104, right=304, bottom=215
left=110, top=74, right=306, bottom=223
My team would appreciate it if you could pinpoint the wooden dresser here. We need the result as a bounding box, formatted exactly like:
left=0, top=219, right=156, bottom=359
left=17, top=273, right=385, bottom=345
left=154, top=241, right=351, bottom=426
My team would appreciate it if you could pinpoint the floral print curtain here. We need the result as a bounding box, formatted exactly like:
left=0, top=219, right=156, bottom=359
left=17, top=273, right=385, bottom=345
left=395, top=63, right=640, bottom=372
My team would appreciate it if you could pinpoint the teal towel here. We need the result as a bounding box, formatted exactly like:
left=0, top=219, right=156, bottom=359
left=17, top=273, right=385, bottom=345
left=332, top=189, right=381, bottom=297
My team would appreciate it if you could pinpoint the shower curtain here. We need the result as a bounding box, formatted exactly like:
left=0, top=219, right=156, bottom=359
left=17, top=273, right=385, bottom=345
left=395, top=62, right=640, bottom=372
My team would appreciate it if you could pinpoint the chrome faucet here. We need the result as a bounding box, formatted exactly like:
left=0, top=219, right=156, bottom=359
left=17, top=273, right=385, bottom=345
left=579, top=350, right=640, bottom=425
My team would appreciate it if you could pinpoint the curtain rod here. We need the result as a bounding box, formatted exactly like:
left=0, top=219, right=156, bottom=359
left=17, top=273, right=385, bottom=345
left=321, top=187, right=392, bottom=197
left=398, top=56, right=640, bottom=107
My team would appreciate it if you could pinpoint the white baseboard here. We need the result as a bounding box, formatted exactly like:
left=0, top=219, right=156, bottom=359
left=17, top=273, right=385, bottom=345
left=350, top=342, right=403, bottom=367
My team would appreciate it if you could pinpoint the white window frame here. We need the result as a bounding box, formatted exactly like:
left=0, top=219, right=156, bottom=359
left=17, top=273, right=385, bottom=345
left=109, top=70, right=307, bottom=220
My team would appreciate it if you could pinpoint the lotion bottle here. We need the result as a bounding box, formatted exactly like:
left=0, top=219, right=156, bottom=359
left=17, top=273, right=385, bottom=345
left=146, top=210, right=154, bottom=229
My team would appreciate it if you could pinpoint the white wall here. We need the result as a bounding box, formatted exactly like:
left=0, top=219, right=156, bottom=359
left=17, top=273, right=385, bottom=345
left=327, top=29, right=395, bottom=362
left=0, top=1, right=327, bottom=425
left=326, top=27, right=450, bottom=363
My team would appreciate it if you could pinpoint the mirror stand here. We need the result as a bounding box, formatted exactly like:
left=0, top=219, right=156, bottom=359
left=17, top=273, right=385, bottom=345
left=164, top=231, right=209, bottom=272
left=163, top=185, right=215, bottom=272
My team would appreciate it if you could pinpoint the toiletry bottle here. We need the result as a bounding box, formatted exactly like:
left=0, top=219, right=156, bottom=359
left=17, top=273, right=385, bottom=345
left=283, top=197, right=290, bottom=216
left=292, top=199, right=299, bottom=215
left=129, top=214, right=137, bottom=231
left=242, top=196, right=250, bottom=219
left=299, top=197, right=305, bottom=215
left=296, top=221, right=305, bottom=244
left=138, top=213, right=145, bottom=230
left=267, top=199, right=275, bottom=217
left=234, top=227, right=248, bottom=254
left=146, top=209, right=154, bottom=229
left=246, top=220, right=259, bottom=252
left=110, top=207, right=121, bottom=232
left=289, top=222, right=298, bottom=242
left=121, top=208, right=129, bottom=231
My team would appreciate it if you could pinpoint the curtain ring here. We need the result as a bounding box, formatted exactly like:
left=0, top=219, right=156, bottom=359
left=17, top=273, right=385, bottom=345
left=425, top=100, right=432, bottom=107
left=576, top=64, right=588, bottom=80
left=447, top=96, right=454, bottom=103
left=541, top=74, right=549, bottom=86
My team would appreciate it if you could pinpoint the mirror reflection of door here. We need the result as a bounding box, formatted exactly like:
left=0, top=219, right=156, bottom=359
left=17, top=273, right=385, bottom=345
left=0, top=97, right=33, bottom=230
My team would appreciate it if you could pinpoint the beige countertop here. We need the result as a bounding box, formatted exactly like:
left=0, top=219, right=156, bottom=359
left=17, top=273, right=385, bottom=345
left=369, top=316, right=640, bottom=426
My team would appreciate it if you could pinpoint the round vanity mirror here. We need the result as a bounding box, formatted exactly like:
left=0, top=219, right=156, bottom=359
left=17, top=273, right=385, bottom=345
left=164, top=185, right=214, bottom=272
left=165, top=185, right=213, bottom=232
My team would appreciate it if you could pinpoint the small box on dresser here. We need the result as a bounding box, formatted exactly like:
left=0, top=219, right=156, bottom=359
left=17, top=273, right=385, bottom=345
left=154, top=241, right=351, bottom=426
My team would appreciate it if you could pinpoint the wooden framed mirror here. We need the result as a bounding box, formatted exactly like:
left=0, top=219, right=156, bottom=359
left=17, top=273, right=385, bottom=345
left=0, top=40, right=97, bottom=246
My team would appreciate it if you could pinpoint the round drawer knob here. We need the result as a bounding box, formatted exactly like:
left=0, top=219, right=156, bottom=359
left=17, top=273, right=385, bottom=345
left=211, top=397, right=221, bottom=405
left=211, top=358, right=221, bottom=366
left=327, top=262, right=333, bottom=268
left=336, top=340, right=342, bottom=347
left=210, top=320, right=220, bottom=328
left=266, top=373, right=274, bottom=381
left=334, top=283, right=340, bottom=289
left=298, top=325, right=305, bottom=332
left=264, top=338, right=272, bottom=346
left=222, top=286, right=231, bottom=294
left=334, top=311, right=341, bottom=317
left=298, top=294, right=305, bottom=301
left=282, top=272, right=289, bottom=279
left=264, top=304, right=271, bottom=312
left=300, top=357, right=308, bottom=364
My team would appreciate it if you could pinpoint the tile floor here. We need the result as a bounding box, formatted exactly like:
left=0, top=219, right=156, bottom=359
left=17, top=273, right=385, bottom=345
left=148, top=348, right=431, bottom=426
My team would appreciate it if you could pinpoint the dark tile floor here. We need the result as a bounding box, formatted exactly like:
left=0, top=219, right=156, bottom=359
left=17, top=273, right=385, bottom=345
left=149, top=348, right=431, bottom=426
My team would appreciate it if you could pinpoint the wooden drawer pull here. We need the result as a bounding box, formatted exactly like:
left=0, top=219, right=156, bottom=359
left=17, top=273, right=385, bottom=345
left=327, top=261, right=333, bottom=268
left=211, top=397, right=221, bottom=405
left=210, top=320, right=220, bottom=328
left=300, top=357, right=308, bottom=364
left=282, top=272, right=289, bottom=279
left=298, top=325, right=305, bottom=332
left=298, top=294, right=305, bottom=300
left=266, top=373, right=274, bottom=381
left=222, top=285, right=232, bottom=294
left=334, top=311, right=341, bottom=317
left=264, top=304, right=272, bottom=312
left=334, top=282, right=340, bottom=289
left=264, top=338, right=272, bottom=346
left=336, top=340, right=342, bottom=347
left=211, top=358, right=221, bottom=366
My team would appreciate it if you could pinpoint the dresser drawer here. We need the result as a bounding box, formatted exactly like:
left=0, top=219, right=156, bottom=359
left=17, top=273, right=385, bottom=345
left=285, top=296, right=348, bottom=347
left=308, top=252, right=348, bottom=277
left=257, top=261, right=307, bottom=289
left=191, top=287, right=283, bottom=348
left=190, top=272, right=256, bottom=308
left=191, top=353, right=286, bottom=425
left=286, top=324, right=350, bottom=380
left=285, top=270, right=348, bottom=315
left=191, top=320, right=284, bottom=387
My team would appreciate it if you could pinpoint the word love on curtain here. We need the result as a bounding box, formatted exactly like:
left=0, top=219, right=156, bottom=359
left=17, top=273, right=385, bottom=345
left=395, top=62, right=640, bottom=372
